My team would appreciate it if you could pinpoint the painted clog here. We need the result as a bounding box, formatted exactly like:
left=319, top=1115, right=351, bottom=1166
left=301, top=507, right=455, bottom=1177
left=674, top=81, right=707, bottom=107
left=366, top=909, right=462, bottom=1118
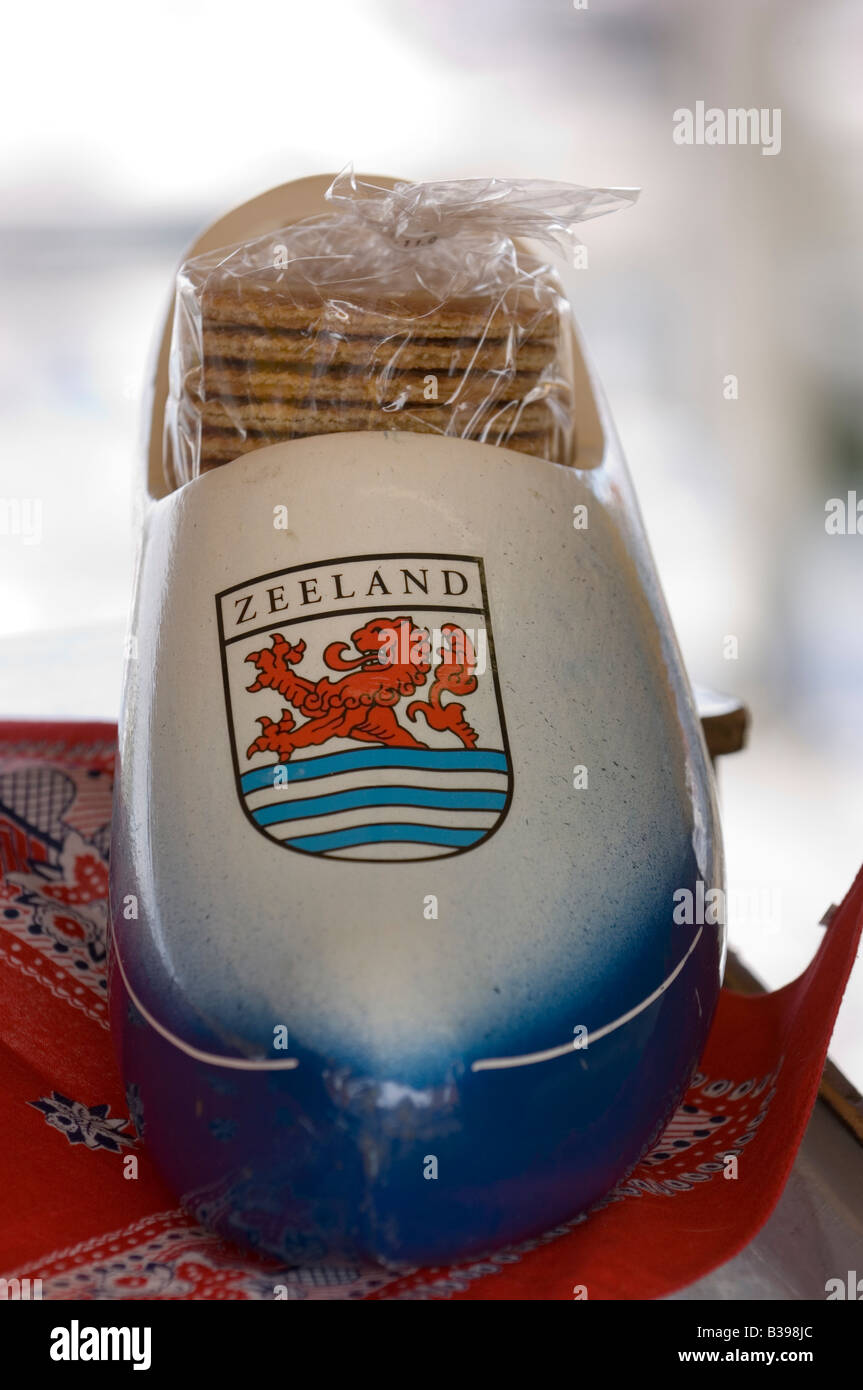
left=109, top=175, right=724, bottom=1266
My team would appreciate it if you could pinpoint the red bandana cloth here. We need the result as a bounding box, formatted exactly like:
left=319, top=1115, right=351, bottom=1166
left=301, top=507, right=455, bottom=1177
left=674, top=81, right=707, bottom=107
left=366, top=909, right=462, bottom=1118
left=0, top=720, right=859, bottom=1301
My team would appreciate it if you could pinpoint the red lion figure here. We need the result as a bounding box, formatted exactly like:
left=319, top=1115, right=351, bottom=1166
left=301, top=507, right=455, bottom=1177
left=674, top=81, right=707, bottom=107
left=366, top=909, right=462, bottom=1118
left=245, top=617, right=479, bottom=762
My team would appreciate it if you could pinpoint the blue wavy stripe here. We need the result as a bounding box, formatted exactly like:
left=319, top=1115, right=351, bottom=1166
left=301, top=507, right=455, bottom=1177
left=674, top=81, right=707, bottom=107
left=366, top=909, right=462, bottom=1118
left=285, top=823, right=488, bottom=852
left=251, top=786, right=507, bottom=825
left=241, top=747, right=509, bottom=793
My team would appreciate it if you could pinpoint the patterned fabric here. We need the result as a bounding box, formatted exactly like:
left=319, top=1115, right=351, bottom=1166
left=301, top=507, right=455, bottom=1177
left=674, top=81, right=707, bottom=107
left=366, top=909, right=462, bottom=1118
left=28, top=1094, right=137, bottom=1153
left=0, top=720, right=860, bottom=1300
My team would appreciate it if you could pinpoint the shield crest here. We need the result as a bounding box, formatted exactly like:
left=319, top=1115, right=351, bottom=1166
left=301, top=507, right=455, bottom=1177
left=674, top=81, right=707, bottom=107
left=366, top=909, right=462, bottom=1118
left=216, top=552, right=512, bottom=861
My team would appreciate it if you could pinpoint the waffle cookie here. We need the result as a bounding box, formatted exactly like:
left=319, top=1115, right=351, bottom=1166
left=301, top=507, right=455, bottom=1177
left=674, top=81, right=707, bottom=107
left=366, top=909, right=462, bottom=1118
left=169, top=253, right=575, bottom=480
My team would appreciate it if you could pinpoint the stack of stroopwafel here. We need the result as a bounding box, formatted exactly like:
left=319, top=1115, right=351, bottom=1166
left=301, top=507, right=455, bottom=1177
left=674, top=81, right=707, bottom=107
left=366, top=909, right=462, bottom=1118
left=170, top=264, right=573, bottom=480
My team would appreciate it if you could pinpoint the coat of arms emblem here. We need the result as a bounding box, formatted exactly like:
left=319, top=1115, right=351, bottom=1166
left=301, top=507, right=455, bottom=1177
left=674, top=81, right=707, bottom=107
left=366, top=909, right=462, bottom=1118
left=216, top=553, right=512, bottom=861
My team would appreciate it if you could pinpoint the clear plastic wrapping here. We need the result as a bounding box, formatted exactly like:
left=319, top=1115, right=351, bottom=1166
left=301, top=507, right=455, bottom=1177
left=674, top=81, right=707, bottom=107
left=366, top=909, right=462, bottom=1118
left=165, top=172, right=637, bottom=488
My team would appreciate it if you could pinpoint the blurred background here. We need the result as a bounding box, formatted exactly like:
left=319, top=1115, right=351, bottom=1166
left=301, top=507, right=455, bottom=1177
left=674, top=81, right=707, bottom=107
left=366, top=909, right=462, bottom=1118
left=0, top=0, right=861, bottom=1080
